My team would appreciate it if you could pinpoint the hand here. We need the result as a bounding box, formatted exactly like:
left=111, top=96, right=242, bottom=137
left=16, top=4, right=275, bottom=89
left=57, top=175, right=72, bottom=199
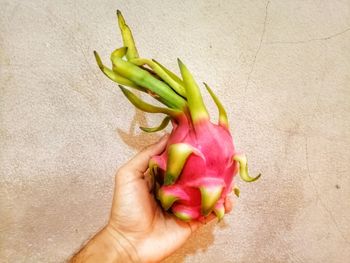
left=71, top=134, right=233, bottom=263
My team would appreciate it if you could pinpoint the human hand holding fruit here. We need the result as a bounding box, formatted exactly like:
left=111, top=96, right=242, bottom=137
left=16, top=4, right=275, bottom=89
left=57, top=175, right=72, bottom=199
left=71, top=9, right=260, bottom=262
left=70, top=135, right=233, bottom=263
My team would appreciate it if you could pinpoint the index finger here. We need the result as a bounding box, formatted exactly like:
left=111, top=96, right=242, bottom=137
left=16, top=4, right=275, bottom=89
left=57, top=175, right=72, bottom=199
left=128, top=134, right=169, bottom=174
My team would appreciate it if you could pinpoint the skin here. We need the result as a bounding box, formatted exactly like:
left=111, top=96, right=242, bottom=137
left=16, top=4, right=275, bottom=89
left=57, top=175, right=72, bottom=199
left=70, top=134, right=233, bottom=263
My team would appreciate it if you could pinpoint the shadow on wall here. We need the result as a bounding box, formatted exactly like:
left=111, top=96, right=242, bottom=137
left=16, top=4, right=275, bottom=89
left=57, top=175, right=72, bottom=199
left=117, top=109, right=163, bottom=150
left=163, top=220, right=232, bottom=263
left=164, top=223, right=217, bottom=263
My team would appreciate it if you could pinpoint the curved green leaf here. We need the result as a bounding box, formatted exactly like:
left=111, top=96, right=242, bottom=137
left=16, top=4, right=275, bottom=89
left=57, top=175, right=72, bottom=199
left=119, top=85, right=181, bottom=118
left=140, top=116, right=171, bottom=133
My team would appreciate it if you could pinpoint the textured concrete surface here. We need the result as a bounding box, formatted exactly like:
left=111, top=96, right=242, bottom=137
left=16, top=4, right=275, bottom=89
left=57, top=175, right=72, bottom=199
left=1, top=0, right=350, bottom=262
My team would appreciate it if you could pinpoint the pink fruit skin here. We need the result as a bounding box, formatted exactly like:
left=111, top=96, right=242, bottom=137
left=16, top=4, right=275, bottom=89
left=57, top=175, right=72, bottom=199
left=94, top=11, right=260, bottom=221
left=155, top=116, right=238, bottom=220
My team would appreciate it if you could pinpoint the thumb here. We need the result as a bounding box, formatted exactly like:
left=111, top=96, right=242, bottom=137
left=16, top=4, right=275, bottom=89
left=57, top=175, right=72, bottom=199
left=128, top=134, right=169, bottom=173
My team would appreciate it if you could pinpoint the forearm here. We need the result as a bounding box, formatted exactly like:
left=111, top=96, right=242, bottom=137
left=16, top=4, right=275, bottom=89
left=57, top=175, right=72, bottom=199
left=70, top=226, right=139, bottom=263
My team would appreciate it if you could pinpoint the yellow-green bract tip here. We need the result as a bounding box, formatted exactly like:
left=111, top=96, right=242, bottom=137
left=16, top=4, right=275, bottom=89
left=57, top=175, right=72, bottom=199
left=203, top=82, right=229, bottom=129
left=233, top=154, right=261, bottom=182
left=233, top=187, right=240, bottom=197
left=93, top=51, right=103, bottom=69
left=177, top=58, right=210, bottom=125
left=116, top=10, right=139, bottom=60
left=116, top=10, right=125, bottom=26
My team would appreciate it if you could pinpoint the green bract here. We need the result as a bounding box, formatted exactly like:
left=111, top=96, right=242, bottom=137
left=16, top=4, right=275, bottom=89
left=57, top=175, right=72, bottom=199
left=94, top=11, right=260, bottom=221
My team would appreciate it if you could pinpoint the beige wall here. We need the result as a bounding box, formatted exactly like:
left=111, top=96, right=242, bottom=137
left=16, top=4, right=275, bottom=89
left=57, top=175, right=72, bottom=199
left=1, top=0, right=350, bottom=262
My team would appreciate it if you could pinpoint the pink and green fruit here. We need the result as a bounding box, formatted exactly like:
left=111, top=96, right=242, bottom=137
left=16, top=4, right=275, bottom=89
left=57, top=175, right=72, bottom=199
left=94, top=11, right=260, bottom=221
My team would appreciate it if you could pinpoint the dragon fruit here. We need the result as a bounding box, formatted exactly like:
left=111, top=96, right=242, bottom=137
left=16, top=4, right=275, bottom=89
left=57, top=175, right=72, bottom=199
left=94, top=11, right=260, bottom=221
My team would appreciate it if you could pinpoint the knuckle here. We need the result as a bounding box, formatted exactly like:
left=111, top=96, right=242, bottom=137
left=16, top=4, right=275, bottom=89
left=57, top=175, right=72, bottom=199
left=115, top=166, right=128, bottom=179
left=117, top=166, right=127, bottom=174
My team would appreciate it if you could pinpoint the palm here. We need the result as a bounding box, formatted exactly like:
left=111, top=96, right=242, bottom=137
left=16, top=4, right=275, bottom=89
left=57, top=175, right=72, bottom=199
left=107, top=136, right=230, bottom=262
left=110, top=170, right=198, bottom=261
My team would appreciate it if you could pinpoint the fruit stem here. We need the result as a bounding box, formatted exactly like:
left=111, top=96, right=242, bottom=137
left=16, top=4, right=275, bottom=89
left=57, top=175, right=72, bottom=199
left=130, top=58, right=186, bottom=97
left=152, top=59, right=184, bottom=87
left=119, top=86, right=182, bottom=119
left=94, top=51, right=145, bottom=92
left=114, top=58, right=187, bottom=110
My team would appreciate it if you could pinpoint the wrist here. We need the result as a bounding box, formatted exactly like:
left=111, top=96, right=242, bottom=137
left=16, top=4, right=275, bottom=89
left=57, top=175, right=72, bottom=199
left=104, top=225, right=140, bottom=262
left=106, top=223, right=162, bottom=263
left=70, top=226, right=140, bottom=263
